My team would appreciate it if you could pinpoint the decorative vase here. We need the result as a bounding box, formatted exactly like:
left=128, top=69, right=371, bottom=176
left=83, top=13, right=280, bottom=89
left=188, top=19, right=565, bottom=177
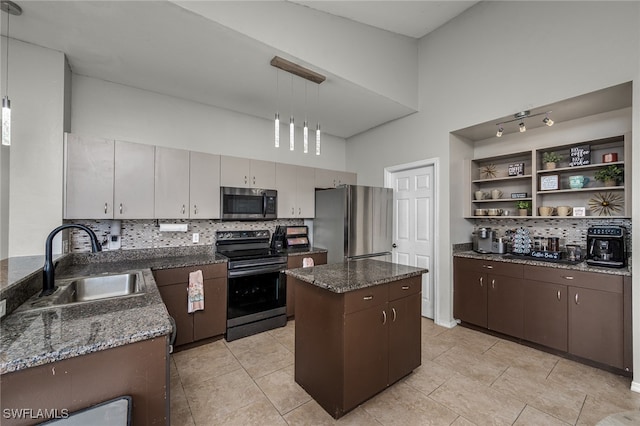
left=545, top=162, right=556, bottom=170
left=604, top=179, right=617, bottom=187
left=518, top=209, right=528, bottom=216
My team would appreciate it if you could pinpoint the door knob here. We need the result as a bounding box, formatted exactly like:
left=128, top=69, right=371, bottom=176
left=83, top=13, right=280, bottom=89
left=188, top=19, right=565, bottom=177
left=392, top=243, right=397, bottom=248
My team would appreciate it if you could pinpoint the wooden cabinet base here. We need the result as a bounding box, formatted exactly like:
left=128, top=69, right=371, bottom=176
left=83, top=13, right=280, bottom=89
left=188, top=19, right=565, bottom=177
left=0, top=337, right=168, bottom=426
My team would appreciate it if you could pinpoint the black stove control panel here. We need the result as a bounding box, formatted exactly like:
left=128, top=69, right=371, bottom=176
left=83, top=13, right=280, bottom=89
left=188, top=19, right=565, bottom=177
left=587, top=227, right=624, bottom=237
left=216, top=230, right=270, bottom=241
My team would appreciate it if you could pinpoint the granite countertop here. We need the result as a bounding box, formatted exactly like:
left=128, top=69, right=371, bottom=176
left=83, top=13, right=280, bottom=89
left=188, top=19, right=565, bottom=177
left=0, top=246, right=228, bottom=375
left=286, top=258, right=427, bottom=293
left=454, top=250, right=632, bottom=276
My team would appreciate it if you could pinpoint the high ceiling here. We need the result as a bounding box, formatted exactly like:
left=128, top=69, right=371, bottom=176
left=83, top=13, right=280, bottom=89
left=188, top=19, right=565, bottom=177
left=0, top=1, right=478, bottom=139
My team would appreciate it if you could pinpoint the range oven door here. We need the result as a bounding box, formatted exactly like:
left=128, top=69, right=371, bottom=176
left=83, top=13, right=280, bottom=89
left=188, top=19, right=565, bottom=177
left=227, top=264, right=287, bottom=326
left=221, top=187, right=277, bottom=220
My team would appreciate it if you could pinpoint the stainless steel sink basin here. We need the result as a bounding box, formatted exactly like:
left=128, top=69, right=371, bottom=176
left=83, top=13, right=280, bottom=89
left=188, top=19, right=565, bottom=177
left=54, top=272, right=144, bottom=304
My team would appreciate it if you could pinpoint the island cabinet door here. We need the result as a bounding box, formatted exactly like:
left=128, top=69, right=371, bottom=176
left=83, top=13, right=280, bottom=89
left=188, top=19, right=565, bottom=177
left=523, top=280, right=568, bottom=351
left=388, top=291, right=421, bottom=384
left=487, top=274, right=524, bottom=338
left=344, top=303, right=389, bottom=412
left=453, top=259, right=488, bottom=328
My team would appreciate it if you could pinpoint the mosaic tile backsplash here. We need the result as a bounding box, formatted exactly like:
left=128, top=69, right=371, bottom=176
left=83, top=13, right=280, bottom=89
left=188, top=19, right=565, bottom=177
left=471, top=217, right=632, bottom=253
left=66, top=219, right=305, bottom=253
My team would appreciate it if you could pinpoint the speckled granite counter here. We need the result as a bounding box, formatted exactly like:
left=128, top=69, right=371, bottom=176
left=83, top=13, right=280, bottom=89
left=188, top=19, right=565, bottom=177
left=454, top=250, right=631, bottom=276
left=285, top=258, right=427, bottom=293
left=0, top=246, right=227, bottom=375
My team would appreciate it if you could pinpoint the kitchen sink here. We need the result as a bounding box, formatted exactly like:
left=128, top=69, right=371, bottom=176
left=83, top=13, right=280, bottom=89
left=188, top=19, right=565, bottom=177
left=53, top=272, right=144, bottom=304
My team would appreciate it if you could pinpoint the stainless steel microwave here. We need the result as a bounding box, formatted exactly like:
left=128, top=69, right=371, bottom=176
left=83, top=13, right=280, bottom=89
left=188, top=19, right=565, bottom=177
left=221, top=187, right=277, bottom=220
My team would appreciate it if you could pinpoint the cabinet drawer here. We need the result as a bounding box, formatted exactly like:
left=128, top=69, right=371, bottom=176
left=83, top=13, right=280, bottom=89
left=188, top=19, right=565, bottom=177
left=344, top=285, right=388, bottom=315
left=523, top=265, right=622, bottom=293
left=153, top=263, right=227, bottom=286
left=454, top=257, right=523, bottom=278
left=388, top=276, right=421, bottom=301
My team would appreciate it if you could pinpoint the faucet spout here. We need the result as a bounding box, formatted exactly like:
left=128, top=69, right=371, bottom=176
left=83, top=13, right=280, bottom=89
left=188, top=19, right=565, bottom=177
left=41, top=224, right=102, bottom=297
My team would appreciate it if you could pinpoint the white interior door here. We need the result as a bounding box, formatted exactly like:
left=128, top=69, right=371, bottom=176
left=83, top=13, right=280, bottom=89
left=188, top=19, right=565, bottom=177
left=390, top=165, right=435, bottom=318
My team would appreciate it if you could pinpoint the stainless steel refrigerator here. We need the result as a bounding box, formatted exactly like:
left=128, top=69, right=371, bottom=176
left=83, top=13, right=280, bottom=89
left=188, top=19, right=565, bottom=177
left=314, top=185, right=393, bottom=264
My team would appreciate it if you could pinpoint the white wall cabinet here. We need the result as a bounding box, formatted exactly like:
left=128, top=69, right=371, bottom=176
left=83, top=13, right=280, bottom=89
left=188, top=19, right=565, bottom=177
left=114, top=141, right=155, bottom=219
left=64, top=133, right=115, bottom=219
left=315, top=168, right=357, bottom=188
left=276, top=164, right=315, bottom=218
left=220, top=156, right=276, bottom=189
left=155, top=147, right=190, bottom=219
left=190, top=152, right=221, bottom=219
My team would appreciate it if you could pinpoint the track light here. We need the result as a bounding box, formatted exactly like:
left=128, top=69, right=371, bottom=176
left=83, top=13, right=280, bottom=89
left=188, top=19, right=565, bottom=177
left=496, top=126, right=504, bottom=138
left=495, top=110, right=555, bottom=137
left=519, top=122, right=526, bottom=132
left=543, top=116, right=554, bottom=126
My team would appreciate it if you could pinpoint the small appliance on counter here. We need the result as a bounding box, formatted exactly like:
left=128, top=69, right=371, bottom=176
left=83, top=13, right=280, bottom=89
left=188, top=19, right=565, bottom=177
left=473, top=227, right=494, bottom=253
left=271, top=226, right=310, bottom=251
left=586, top=226, right=627, bottom=268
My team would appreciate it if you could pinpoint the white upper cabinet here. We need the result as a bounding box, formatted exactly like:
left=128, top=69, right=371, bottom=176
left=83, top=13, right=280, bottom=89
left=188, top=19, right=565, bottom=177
left=220, top=156, right=276, bottom=189
left=315, top=168, right=357, bottom=189
left=155, top=146, right=190, bottom=219
left=64, top=133, right=114, bottom=219
left=190, top=152, right=221, bottom=219
left=114, top=141, right=155, bottom=219
left=276, top=164, right=316, bottom=218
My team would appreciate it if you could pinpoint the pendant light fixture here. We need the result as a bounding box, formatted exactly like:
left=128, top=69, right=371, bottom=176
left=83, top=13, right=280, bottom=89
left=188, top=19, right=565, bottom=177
left=1, top=1, right=21, bottom=147
left=274, top=69, right=279, bottom=148
left=315, top=84, right=321, bottom=155
left=270, top=56, right=325, bottom=155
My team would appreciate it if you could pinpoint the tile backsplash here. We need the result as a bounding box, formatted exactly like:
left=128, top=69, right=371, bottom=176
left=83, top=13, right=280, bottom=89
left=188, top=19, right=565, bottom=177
left=66, top=219, right=305, bottom=253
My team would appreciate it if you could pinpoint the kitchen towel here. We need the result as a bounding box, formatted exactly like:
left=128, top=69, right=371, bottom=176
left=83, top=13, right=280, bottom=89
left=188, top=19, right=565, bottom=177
left=187, top=270, right=204, bottom=313
left=302, top=257, right=314, bottom=267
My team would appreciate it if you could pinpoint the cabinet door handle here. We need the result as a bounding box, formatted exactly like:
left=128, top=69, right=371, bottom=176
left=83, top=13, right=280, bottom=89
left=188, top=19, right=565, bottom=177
left=392, top=308, right=397, bottom=322
left=562, top=276, right=574, bottom=280
left=182, top=204, right=186, bottom=214
left=575, top=293, right=579, bottom=305
left=104, top=203, right=108, bottom=214
left=479, top=277, right=483, bottom=287
left=298, top=207, right=301, bottom=215
left=401, top=285, right=410, bottom=290
left=119, top=203, right=123, bottom=214
left=363, top=295, right=373, bottom=301
left=194, top=205, right=198, bottom=215
left=253, top=176, right=256, bottom=185
left=382, top=310, right=387, bottom=325
left=244, top=176, right=248, bottom=184
left=491, top=279, right=496, bottom=289
left=291, top=207, right=294, bottom=215
left=557, top=290, right=561, bottom=301
left=482, top=264, right=493, bottom=269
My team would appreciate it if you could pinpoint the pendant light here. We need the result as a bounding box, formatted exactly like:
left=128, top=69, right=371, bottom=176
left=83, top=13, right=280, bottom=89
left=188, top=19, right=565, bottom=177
left=289, top=75, right=294, bottom=151
left=303, top=82, right=308, bottom=153
left=274, top=69, right=279, bottom=148
left=1, top=1, right=21, bottom=147
left=315, top=84, right=321, bottom=155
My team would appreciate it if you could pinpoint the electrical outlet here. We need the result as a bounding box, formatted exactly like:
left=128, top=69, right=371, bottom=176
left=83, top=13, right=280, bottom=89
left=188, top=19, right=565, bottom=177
left=192, top=233, right=200, bottom=243
left=0, top=299, right=6, bottom=319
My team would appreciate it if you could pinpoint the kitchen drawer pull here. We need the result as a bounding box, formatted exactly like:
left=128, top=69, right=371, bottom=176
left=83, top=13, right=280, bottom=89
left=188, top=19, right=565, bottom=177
left=401, top=285, right=410, bottom=290
left=382, top=310, right=387, bottom=325
left=575, top=293, right=579, bottom=304
left=182, top=204, right=186, bottom=214
left=119, top=203, right=123, bottom=214
left=562, top=276, right=575, bottom=280
left=392, top=307, right=397, bottom=322
left=363, top=295, right=374, bottom=301
left=557, top=290, right=561, bottom=301
left=483, top=264, right=493, bottom=269
left=104, top=203, right=108, bottom=214
left=479, top=277, right=483, bottom=287
left=491, top=279, right=495, bottom=289
left=194, top=205, right=198, bottom=215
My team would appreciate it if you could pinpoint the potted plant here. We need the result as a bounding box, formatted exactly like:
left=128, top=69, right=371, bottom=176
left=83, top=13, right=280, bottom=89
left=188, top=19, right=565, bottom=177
left=594, top=164, right=624, bottom=187
left=542, top=152, right=562, bottom=170
left=515, top=200, right=530, bottom=216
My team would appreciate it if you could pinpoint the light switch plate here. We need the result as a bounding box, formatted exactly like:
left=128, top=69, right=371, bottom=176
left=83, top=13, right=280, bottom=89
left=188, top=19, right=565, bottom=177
left=0, top=299, right=6, bottom=318
left=192, top=233, right=199, bottom=243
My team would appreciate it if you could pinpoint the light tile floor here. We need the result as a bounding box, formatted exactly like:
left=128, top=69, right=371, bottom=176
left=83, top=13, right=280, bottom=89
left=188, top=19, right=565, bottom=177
left=170, top=318, right=640, bottom=425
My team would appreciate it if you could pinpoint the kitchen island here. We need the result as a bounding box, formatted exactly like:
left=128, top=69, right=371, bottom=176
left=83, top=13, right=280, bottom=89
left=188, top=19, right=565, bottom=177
left=286, top=258, right=427, bottom=419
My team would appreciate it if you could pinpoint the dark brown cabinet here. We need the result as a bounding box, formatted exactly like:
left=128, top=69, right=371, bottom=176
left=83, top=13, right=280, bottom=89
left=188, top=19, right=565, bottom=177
left=523, top=279, right=568, bottom=351
left=153, top=263, right=227, bottom=347
left=453, top=257, right=487, bottom=327
left=294, top=275, right=421, bottom=418
left=286, top=251, right=327, bottom=317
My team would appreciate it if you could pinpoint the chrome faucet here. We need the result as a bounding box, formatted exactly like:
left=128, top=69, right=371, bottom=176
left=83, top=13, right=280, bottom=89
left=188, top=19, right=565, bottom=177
left=41, top=224, right=102, bottom=297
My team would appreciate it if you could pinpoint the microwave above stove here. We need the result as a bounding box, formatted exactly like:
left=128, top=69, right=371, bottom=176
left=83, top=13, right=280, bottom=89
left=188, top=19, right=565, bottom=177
left=221, top=187, right=277, bottom=220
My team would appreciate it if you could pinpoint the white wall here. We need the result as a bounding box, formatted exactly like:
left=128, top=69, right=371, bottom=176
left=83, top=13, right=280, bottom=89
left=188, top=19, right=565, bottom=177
left=173, top=1, right=419, bottom=110
left=71, top=75, right=347, bottom=170
left=346, top=1, right=640, bottom=337
left=6, top=39, right=67, bottom=257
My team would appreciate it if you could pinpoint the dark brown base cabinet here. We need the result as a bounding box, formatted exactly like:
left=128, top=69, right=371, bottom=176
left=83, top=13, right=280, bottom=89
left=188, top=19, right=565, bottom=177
left=454, top=257, right=630, bottom=372
left=293, top=275, right=421, bottom=419
left=153, top=263, right=227, bottom=347
left=285, top=252, right=327, bottom=317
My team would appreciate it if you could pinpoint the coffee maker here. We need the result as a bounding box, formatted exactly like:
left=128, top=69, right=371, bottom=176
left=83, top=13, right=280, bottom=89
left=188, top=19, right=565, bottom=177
left=473, top=227, right=494, bottom=253
left=586, top=226, right=626, bottom=268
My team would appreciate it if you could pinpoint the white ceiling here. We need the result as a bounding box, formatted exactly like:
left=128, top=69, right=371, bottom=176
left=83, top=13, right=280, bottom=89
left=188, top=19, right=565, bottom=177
left=1, top=1, right=477, bottom=139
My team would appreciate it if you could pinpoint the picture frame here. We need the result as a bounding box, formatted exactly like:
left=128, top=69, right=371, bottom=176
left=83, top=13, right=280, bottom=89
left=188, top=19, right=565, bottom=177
left=540, top=174, right=559, bottom=191
left=572, top=207, right=586, bottom=217
left=508, top=162, right=525, bottom=176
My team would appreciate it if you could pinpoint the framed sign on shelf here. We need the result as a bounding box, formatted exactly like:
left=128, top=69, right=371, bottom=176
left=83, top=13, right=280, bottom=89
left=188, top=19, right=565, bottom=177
left=540, top=174, right=559, bottom=191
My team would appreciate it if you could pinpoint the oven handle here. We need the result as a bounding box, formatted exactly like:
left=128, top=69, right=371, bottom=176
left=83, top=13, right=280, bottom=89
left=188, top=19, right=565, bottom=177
left=228, top=264, right=286, bottom=278
left=262, top=192, right=267, bottom=218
